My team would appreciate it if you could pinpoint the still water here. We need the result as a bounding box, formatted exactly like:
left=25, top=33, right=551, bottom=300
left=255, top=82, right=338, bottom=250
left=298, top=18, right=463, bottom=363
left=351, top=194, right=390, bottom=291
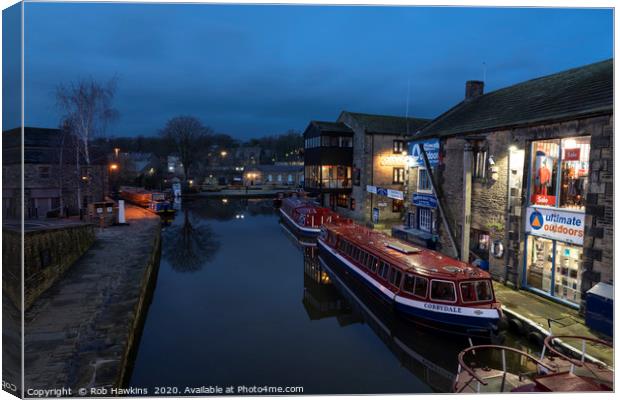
left=129, top=198, right=528, bottom=394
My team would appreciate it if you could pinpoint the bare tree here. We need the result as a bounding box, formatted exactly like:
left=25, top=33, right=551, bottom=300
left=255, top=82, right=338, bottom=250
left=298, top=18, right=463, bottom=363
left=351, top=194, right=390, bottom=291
left=160, top=116, right=212, bottom=183
left=56, top=77, right=118, bottom=212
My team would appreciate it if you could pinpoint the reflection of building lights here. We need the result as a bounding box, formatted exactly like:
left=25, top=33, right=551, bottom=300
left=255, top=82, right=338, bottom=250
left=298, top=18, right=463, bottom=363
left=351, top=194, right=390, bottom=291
left=82, top=176, right=88, bottom=180
left=114, top=148, right=120, bottom=158
left=149, top=167, right=155, bottom=175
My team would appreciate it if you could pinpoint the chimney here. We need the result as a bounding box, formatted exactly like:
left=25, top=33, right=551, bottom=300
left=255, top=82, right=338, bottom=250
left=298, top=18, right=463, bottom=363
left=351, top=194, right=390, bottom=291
left=465, top=80, right=484, bottom=100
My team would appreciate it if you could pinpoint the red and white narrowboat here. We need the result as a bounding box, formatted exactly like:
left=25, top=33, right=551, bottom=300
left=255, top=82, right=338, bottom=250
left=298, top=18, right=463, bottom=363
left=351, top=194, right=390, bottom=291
left=317, top=221, right=503, bottom=337
left=279, top=196, right=341, bottom=236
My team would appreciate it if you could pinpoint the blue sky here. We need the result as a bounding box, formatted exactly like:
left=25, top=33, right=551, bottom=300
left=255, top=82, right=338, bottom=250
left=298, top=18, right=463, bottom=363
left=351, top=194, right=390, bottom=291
left=6, top=3, right=614, bottom=139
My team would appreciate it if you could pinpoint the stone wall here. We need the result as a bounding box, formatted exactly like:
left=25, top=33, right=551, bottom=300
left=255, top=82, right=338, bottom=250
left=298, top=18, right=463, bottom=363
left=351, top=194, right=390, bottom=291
left=2, top=223, right=95, bottom=310
left=428, top=113, right=613, bottom=309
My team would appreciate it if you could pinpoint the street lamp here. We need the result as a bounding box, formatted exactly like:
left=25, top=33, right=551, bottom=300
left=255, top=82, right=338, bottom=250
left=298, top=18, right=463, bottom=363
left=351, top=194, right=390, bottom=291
left=109, top=163, right=119, bottom=171
left=221, top=150, right=228, bottom=157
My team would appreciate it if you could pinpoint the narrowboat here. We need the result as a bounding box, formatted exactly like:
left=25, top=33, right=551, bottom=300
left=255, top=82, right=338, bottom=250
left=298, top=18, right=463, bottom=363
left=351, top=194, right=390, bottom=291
left=317, top=222, right=503, bottom=337
left=120, top=186, right=176, bottom=215
left=453, top=335, right=613, bottom=392
left=279, top=196, right=344, bottom=236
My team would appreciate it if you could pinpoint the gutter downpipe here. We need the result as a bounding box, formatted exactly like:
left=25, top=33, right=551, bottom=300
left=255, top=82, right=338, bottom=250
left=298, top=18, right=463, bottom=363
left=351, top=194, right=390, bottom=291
left=419, top=144, right=460, bottom=259
left=462, top=142, right=473, bottom=262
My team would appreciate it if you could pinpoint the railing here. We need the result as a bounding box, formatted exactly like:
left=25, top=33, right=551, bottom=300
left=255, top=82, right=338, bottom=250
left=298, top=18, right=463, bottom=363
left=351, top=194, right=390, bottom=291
left=454, top=345, right=557, bottom=393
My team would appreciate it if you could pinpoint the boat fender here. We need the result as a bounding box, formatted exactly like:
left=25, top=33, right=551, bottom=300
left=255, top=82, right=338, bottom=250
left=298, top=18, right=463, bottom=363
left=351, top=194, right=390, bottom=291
left=491, top=240, right=504, bottom=259
left=527, top=331, right=545, bottom=347
left=497, top=315, right=510, bottom=331
left=508, top=317, right=525, bottom=335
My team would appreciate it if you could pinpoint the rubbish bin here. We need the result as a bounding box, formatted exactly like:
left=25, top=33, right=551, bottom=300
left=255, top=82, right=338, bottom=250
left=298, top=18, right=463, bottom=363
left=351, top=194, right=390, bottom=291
left=585, top=282, right=613, bottom=337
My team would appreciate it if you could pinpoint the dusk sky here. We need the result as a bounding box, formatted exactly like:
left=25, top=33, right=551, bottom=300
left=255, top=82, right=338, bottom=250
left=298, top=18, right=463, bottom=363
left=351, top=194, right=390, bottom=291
left=6, top=3, right=614, bottom=139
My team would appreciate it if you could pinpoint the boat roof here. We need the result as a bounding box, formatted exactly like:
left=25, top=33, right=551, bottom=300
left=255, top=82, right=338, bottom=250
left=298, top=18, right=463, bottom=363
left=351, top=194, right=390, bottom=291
left=327, top=222, right=491, bottom=281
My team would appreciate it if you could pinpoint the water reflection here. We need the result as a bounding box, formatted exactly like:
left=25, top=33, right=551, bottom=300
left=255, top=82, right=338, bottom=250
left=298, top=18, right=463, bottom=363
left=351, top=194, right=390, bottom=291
left=163, top=208, right=221, bottom=272
left=301, top=245, right=462, bottom=392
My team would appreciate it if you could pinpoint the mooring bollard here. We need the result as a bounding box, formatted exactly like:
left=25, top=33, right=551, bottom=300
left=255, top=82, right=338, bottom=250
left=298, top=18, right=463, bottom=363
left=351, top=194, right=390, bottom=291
left=118, top=200, right=126, bottom=224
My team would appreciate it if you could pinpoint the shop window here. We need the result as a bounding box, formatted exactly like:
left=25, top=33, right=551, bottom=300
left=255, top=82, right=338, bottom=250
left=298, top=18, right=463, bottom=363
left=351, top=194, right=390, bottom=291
left=430, top=280, right=456, bottom=302
left=554, top=242, right=583, bottom=303
left=392, top=199, right=404, bottom=213
left=473, top=142, right=488, bottom=179
left=470, top=229, right=490, bottom=260
left=417, top=168, right=432, bottom=192
left=393, top=140, right=405, bottom=154
left=418, top=207, right=432, bottom=233
left=559, top=137, right=590, bottom=210
left=393, top=167, right=405, bottom=184
left=526, top=236, right=553, bottom=293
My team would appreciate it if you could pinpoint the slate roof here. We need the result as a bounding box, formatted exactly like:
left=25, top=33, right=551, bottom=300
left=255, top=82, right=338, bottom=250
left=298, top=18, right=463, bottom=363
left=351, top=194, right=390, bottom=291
left=307, top=121, right=354, bottom=135
left=416, top=58, right=613, bottom=139
left=341, top=111, right=431, bottom=135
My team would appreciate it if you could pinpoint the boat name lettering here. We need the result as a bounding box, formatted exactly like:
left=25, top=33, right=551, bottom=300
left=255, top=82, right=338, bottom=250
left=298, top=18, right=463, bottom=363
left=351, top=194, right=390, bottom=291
left=423, top=302, right=462, bottom=314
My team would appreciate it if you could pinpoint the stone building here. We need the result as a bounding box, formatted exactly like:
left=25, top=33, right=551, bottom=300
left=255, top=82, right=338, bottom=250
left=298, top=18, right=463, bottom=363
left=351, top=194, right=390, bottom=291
left=303, top=111, right=429, bottom=228
left=2, top=127, right=109, bottom=219
left=404, top=59, right=612, bottom=310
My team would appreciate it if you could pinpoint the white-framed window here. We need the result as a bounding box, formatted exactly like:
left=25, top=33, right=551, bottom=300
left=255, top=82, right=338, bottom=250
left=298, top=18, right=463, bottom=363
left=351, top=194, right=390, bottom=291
left=430, top=280, right=457, bottom=303
left=287, top=174, right=293, bottom=183
left=277, top=174, right=282, bottom=182
left=418, top=207, right=432, bottom=233
left=417, top=168, right=432, bottom=193
left=393, top=167, right=405, bottom=184
left=267, top=174, right=273, bottom=182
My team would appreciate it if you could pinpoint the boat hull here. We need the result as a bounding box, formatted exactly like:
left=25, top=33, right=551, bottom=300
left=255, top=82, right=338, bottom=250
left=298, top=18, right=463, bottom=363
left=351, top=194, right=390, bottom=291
left=279, top=208, right=321, bottom=237
left=318, top=239, right=500, bottom=338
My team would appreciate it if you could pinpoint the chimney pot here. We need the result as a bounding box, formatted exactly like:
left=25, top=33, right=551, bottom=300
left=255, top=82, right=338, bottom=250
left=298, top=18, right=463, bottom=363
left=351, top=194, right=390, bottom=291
left=465, top=80, right=484, bottom=100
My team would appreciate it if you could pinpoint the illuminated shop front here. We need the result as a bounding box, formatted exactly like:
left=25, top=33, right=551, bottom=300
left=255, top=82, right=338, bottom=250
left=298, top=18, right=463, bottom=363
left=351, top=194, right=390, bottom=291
left=523, top=136, right=590, bottom=306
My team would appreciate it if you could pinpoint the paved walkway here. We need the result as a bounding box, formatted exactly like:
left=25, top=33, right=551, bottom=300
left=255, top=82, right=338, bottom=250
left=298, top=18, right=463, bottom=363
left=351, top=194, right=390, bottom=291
left=24, top=205, right=161, bottom=392
left=494, top=283, right=613, bottom=366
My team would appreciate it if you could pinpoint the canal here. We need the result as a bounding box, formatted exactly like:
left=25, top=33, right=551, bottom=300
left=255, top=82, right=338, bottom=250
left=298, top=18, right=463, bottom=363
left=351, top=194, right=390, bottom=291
left=129, top=197, right=532, bottom=394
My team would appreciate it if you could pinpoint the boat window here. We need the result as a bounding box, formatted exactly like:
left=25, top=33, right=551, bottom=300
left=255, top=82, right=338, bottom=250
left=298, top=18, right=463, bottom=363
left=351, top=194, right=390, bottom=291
left=460, top=280, right=493, bottom=303
left=389, top=269, right=402, bottom=288
left=367, top=255, right=376, bottom=270
left=380, top=263, right=390, bottom=279
left=402, top=274, right=415, bottom=293
left=361, top=251, right=368, bottom=266
left=430, top=280, right=456, bottom=302
left=414, top=277, right=428, bottom=298
left=352, top=247, right=359, bottom=261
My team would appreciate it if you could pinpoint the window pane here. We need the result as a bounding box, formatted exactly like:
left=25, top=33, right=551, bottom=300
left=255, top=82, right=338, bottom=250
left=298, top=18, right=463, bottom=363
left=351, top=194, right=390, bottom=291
left=403, top=275, right=415, bottom=293
left=414, top=277, right=428, bottom=298
left=559, top=137, right=590, bottom=211
left=475, top=281, right=492, bottom=301
left=526, top=236, right=553, bottom=293
left=530, top=140, right=560, bottom=206
left=430, top=281, right=456, bottom=302
left=554, top=242, right=583, bottom=303
left=461, top=282, right=476, bottom=302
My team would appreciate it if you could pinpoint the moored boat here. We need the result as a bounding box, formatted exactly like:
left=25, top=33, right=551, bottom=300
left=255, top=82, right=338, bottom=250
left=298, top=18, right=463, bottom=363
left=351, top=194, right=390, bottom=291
left=317, top=221, right=503, bottom=337
left=120, top=186, right=176, bottom=215
left=279, top=196, right=345, bottom=236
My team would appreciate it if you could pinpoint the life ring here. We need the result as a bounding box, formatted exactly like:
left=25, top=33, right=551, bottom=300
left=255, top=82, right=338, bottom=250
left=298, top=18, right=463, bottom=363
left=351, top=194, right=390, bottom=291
left=491, top=240, right=504, bottom=259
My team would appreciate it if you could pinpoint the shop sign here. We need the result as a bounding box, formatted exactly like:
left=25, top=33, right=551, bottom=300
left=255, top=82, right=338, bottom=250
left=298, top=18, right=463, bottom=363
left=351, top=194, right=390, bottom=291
left=408, top=138, right=440, bottom=167
left=564, top=148, right=581, bottom=161
left=412, top=193, right=438, bottom=208
left=376, top=187, right=388, bottom=196
left=530, top=194, right=556, bottom=206
left=387, top=189, right=404, bottom=200
left=366, top=185, right=377, bottom=194
left=525, top=207, right=584, bottom=245
left=379, top=154, right=407, bottom=167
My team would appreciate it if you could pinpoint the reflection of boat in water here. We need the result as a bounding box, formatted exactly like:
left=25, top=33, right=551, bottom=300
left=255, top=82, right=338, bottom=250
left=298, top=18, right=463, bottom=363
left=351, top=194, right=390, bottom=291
left=318, top=221, right=502, bottom=338
left=307, top=247, right=462, bottom=392
left=454, top=335, right=613, bottom=393
left=120, top=186, right=176, bottom=215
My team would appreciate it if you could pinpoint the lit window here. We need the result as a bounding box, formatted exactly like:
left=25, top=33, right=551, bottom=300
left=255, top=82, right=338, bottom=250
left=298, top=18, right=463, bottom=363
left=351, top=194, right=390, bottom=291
left=473, top=141, right=488, bottom=179
left=417, top=168, right=432, bottom=192
left=393, top=167, right=405, bottom=184
left=393, top=140, right=405, bottom=154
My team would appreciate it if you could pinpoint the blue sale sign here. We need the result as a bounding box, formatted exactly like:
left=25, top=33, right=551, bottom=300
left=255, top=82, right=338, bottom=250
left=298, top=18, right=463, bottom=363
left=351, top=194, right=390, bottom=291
left=412, top=193, right=438, bottom=208
left=408, top=139, right=440, bottom=167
